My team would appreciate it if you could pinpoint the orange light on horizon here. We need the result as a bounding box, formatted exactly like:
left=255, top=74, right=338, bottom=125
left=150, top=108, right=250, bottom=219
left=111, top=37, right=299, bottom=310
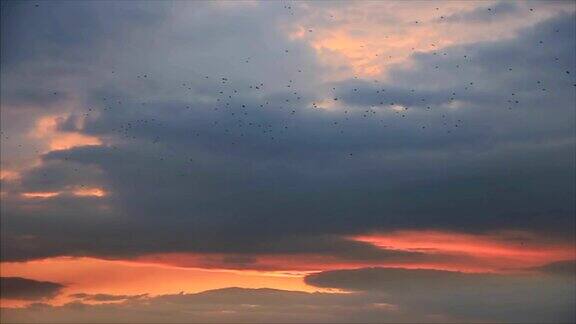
left=2, top=229, right=573, bottom=308
left=0, top=257, right=328, bottom=308
left=21, top=192, right=60, bottom=199
left=20, top=187, right=107, bottom=199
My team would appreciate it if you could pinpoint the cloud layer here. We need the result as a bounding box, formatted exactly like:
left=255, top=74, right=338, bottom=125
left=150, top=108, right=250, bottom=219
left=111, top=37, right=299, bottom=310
left=1, top=1, right=575, bottom=322
left=2, top=9, right=575, bottom=261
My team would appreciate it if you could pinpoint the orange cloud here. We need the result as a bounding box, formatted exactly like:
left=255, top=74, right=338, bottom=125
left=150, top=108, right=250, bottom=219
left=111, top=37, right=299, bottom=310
left=31, top=116, right=101, bottom=152
left=133, top=252, right=370, bottom=273
left=20, top=187, right=107, bottom=199
left=351, top=230, right=575, bottom=272
left=72, top=188, right=107, bottom=197
left=0, top=170, right=20, bottom=181
left=133, top=229, right=575, bottom=274
left=288, top=1, right=574, bottom=79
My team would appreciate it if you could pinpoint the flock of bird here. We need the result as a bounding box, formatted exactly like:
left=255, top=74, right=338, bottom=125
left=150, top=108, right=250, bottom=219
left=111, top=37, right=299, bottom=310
left=3, top=3, right=575, bottom=177
left=97, top=5, right=573, bottom=158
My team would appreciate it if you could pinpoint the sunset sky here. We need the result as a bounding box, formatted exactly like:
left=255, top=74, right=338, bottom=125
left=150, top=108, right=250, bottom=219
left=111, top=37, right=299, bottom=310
left=1, top=1, right=575, bottom=323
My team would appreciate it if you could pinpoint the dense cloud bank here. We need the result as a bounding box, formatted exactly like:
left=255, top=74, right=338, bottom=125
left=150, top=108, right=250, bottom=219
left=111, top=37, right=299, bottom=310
left=305, top=267, right=575, bottom=323
left=2, top=3, right=575, bottom=262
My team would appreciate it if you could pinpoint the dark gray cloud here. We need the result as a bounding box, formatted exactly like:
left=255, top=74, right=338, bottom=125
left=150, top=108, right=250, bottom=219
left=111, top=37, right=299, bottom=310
left=3, top=274, right=575, bottom=324
left=0, top=287, right=462, bottom=323
left=531, top=259, right=576, bottom=276
left=305, top=267, right=576, bottom=323
left=1, top=3, right=574, bottom=264
left=442, top=1, right=519, bottom=23
left=0, top=277, right=64, bottom=301
left=0, top=1, right=168, bottom=69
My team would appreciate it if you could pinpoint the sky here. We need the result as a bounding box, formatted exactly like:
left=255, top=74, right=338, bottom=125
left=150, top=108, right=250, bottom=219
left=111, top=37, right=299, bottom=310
left=0, top=0, right=575, bottom=323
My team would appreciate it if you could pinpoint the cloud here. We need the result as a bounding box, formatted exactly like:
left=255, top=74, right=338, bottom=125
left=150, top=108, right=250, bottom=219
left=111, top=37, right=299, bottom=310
left=305, top=267, right=576, bottom=323
left=69, top=293, right=148, bottom=302
left=0, top=277, right=64, bottom=301
left=531, top=260, right=576, bottom=276
left=1, top=6, right=574, bottom=266
left=2, top=271, right=575, bottom=324
left=0, top=287, right=452, bottom=323
left=1, top=2, right=575, bottom=322
left=443, top=1, right=519, bottom=23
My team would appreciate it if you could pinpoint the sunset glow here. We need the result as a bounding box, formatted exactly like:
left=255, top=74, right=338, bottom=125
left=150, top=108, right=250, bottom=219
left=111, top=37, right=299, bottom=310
left=0, top=257, right=324, bottom=307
